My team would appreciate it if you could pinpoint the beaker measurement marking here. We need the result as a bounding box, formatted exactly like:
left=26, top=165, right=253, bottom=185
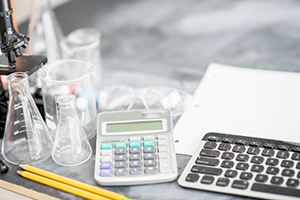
left=14, top=120, right=26, bottom=126
left=14, top=102, right=23, bottom=110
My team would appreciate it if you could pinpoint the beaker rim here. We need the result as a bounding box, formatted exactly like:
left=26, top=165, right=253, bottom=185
left=7, top=72, right=29, bottom=84
left=37, top=59, right=94, bottom=84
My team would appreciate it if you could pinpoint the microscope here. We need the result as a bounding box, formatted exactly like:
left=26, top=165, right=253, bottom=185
left=0, top=0, right=47, bottom=136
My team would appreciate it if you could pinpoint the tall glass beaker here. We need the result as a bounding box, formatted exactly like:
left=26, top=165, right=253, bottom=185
left=1, top=72, right=53, bottom=165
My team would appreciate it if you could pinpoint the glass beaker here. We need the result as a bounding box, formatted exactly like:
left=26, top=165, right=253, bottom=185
left=52, top=94, right=92, bottom=166
left=1, top=72, right=53, bottom=165
left=38, top=59, right=97, bottom=140
left=60, top=28, right=102, bottom=92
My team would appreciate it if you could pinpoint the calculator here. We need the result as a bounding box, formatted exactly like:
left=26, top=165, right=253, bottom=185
left=178, top=132, right=300, bottom=200
left=94, top=109, right=178, bottom=186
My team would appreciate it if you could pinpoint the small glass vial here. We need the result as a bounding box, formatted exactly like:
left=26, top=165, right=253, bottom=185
left=52, top=94, right=92, bottom=166
left=2, top=72, right=53, bottom=165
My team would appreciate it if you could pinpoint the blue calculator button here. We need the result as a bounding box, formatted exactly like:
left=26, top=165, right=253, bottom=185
left=144, top=140, right=155, bottom=147
left=100, top=169, right=113, bottom=177
left=130, top=141, right=141, bottom=148
left=115, top=142, right=127, bottom=149
left=100, top=162, right=113, bottom=169
left=101, top=143, right=113, bottom=149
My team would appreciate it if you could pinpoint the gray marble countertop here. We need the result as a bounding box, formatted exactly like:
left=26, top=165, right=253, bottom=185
left=1, top=0, right=300, bottom=199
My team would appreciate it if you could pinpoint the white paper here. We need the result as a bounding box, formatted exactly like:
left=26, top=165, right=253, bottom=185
left=173, top=63, right=300, bottom=155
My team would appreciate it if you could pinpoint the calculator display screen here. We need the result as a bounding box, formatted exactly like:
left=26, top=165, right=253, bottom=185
left=106, top=120, right=163, bottom=133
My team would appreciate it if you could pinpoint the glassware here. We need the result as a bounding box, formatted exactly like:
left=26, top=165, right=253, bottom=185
left=1, top=72, right=53, bottom=165
left=52, top=94, right=92, bottom=166
left=38, top=59, right=97, bottom=140
left=60, top=28, right=102, bottom=92
left=98, top=85, right=193, bottom=117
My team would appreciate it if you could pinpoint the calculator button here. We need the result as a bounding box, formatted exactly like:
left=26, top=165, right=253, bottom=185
left=101, top=143, right=113, bottom=149
left=231, top=180, right=249, bottom=189
left=236, top=163, right=249, bottom=170
left=286, top=179, right=299, bottom=187
left=144, top=140, right=155, bottom=147
left=261, top=149, right=275, bottom=157
left=201, top=175, right=214, bottom=184
left=247, top=147, right=260, bottom=155
left=255, top=174, right=268, bottom=182
left=130, top=147, right=141, bottom=154
left=232, top=145, right=245, bottom=153
left=249, top=141, right=261, bottom=147
left=281, top=160, right=294, bottom=168
left=236, top=154, right=249, bottom=162
left=276, top=151, right=289, bottom=159
left=157, top=135, right=169, bottom=140
left=115, top=142, right=127, bottom=149
left=266, top=158, right=279, bottom=166
left=157, top=140, right=169, bottom=146
left=200, top=149, right=220, bottom=158
left=115, top=168, right=127, bottom=176
left=130, top=167, right=142, bottom=175
left=144, top=153, right=156, bottom=160
left=101, top=156, right=112, bottom=162
left=240, top=172, right=253, bottom=180
left=221, top=161, right=234, bottom=168
left=130, top=160, right=142, bottom=167
left=282, top=169, right=295, bottom=177
left=101, top=150, right=113, bottom=156
left=144, top=146, right=156, bottom=153
left=292, top=153, right=300, bottom=161
left=158, top=146, right=169, bottom=152
left=186, top=173, right=199, bottom=182
left=100, top=169, right=113, bottom=177
left=115, top=161, right=127, bottom=168
left=251, top=156, right=264, bottom=164
left=158, top=153, right=170, bottom=159
left=129, top=154, right=141, bottom=161
left=216, top=178, right=229, bottom=186
left=144, top=159, right=156, bottom=166
left=271, top=176, right=284, bottom=185
left=143, top=136, right=155, bottom=140
left=224, top=170, right=237, bottom=178
left=221, top=152, right=234, bottom=160
left=191, top=165, right=222, bottom=176
left=218, top=143, right=231, bottom=151
left=130, top=141, right=141, bottom=148
left=159, top=159, right=172, bottom=173
left=115, top=155, right=126, bottom=161
left=145, top=167, right=157, bottom=174
left=266, top=167, right=279, bottom=175
left=204, top=141, right=217, bottom=149
left=251, top=165, right=264, bottom=173
left=129, top=136, right=140, bottom=141
left=195, top=157, right=219, bottom=166
left=100, top=162, right=113, bottom=169
left=115, top=148, right=127, bottom=155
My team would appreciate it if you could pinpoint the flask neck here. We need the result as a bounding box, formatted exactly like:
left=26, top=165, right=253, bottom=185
left=57, top=94, right=77, bottom=118
left=7, top=72, right=30, bottom=95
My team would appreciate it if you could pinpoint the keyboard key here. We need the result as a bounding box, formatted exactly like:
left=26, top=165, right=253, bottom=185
left=292, top=146, right=300, bottom=152
left=221, top=137, right=233, bottom=143
left=232, top=180, right=249, bottom=189
left=261, top=148, right=274, bottom=157
left=291, top=153, right=300, bottom=161
left=216, top=178, right=229, bottom=186
left=277, top=145, right=289, bottom=151
left=221, top=152, right=234, bottom=160
left=286, top=179, right=299, bottom=187
left=200, top=149, right=220, bottom=158
left=255, top=174, right=268, bottom=182
left=236, top=163, right=249, bottom=170
left=204, top=141, right=217, bottom=149
left=265, top=158, right=279, bottom=166
left=251, top=183, right=300, bottom=197
left=276, top=150, right=289, bottom=159
left=247, top=147, right=260, bottom=155
left=297, top=162, right=300, bottom=169
left=251, top=156, right=264, bottom=164
left=249, top=141, right=261, bottom=147
left=207, top=136, right=219, bottom=141
left=191, top=165, right=222, bottom=175
left=201, top=175, right=214, bottom=184
left=298, top=171, right=300, bottom=178
left=224, top=170, right=237, bottom=178
left=195, top=157, right=220, bottom=166
left=282, top=169, right=294, bottom=177
left=281, top=160, right=294, bottom=168
left=251, top=165, right=264, bottom=173
left=240, top=172, right=253, bottom=180
left=218, top=143, right=231, bottom=151
left=186, top=173, right=199, bottom=182
left=232, top=145, right=245, bottom=153
left=236, top=154, right=249, bottom=162
left=263, top=143, right=275, bottom=149
left=271, top=176, right=284, bottom=185
left=235, top=139, right=247, bottom=145
left=221, top=161, right=234, bottom=168
left=266, top=167, right=279, bottom=175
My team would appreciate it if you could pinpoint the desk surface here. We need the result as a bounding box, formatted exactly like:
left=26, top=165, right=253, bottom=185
left=2, top=0, right=300, bottom=199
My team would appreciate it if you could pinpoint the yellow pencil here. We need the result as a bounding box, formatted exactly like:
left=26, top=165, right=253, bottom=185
left=19, top=165, right=133, bottom=200
left=17, top=171, right=111, bottom=200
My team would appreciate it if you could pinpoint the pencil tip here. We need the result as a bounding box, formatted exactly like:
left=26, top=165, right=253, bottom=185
left=18, top=164, right=25, bottom=169
left=16, top=171, right=23, bottom=175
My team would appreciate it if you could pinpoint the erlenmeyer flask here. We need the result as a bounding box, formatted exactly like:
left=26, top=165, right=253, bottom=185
left=1, top=72, right=53, bottom=165
left=52, top=94, right=92, bottom=166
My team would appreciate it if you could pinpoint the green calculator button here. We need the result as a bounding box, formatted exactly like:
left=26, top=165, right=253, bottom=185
left=101, top=143, right=113, bottom=149
left=115, top=142, right=127, bottom=149
left=130, top=141, right=141, bottom=148
left=144, top=140, right=155, bottom=147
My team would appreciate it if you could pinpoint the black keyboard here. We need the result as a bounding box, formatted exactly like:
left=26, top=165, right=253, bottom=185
left=178, top=132, right=300, bottom=200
